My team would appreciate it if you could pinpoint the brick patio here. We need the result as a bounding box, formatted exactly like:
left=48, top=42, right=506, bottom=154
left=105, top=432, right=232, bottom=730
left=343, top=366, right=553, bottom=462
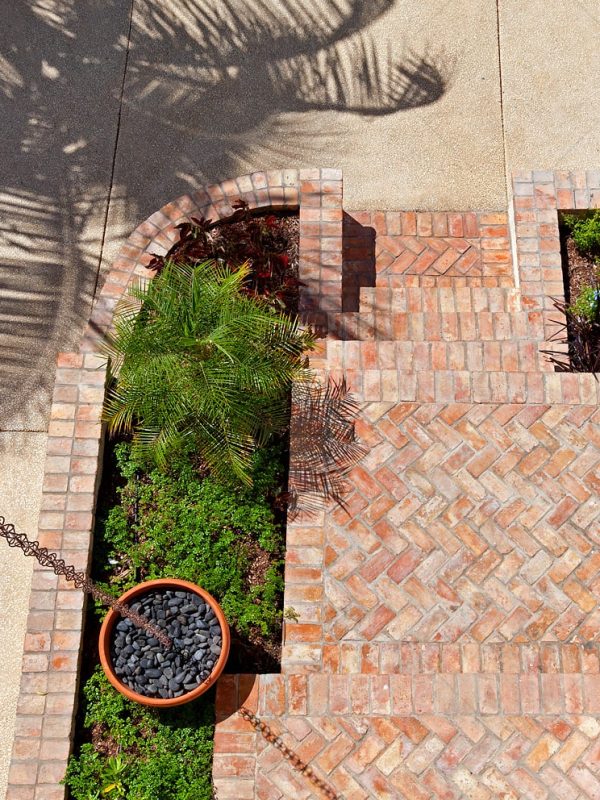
left=5, top=168, right=600, bottom=800
left=214, top=171, right=600, bottom=800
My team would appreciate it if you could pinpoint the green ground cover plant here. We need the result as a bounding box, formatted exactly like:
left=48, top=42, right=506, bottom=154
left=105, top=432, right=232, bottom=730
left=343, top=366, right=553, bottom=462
left=95, top=441, right=285, bottom=637
left=569, top=284, right=600, bottom=322
left=65, top=441, right=286, bottom=800
left=563, top=211, right=600, bottom=257
left=64, top=668, right=215, bottom=800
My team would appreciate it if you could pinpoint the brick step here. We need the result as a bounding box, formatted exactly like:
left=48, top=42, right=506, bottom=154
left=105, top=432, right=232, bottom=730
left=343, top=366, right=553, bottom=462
left=376, top=273, right=516, bottom=289
left=323, top=339, right=554, bottom=375
left=312, top=342, right=592, bottom=404
left=360, top=286, right=521, bottom=313
left=335, top=370, right=597, bottom=404
left=246, top=672, right=600, bottom=716
left=214, top=674, right=600, bottom=800
left=287, top=642, right=600, bottom=675
left=330, top=310, right=544, bottom=342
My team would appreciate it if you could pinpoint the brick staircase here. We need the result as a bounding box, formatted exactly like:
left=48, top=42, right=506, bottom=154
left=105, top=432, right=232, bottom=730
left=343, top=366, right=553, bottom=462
left=213, top=172, right=600, bottom=799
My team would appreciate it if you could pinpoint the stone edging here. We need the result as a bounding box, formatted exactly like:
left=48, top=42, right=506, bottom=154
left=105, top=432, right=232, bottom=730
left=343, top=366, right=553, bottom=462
left=5, top=168, right=341, bottom=800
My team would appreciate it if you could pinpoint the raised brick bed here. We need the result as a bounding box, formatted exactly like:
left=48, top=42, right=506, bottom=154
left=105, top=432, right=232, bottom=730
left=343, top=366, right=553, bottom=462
left=7, top=169, right=600, bottom=800
left=5, top=169, right=339, bottom=800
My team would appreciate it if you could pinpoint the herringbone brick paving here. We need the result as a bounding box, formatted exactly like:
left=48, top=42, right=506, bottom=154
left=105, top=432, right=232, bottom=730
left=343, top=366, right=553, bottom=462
left=322, top=403, right=600, bottom=647
left=214, top=172, right=600, bottom=800
left=216, top=399, right=600, bottom=800
left=215, top=674, right=600, bottom=800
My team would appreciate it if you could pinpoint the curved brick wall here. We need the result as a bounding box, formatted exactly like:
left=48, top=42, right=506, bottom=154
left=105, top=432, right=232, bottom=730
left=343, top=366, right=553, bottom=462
left=80, top=169, right=304, bottom=354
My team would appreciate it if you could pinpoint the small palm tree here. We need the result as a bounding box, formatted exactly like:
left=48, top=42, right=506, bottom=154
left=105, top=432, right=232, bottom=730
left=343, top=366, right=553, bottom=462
left=102, top=260, right=313, bottom=484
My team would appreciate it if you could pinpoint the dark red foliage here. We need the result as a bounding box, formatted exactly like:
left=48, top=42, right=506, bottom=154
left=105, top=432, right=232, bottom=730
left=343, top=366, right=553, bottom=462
left=147, top=201, right=301, bottom=313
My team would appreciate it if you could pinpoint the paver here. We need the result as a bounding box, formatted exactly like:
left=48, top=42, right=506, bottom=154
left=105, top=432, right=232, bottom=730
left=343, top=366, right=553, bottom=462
left=5, top=169, right=599, bottom=799
left=214, top=172, right=600, bottom=799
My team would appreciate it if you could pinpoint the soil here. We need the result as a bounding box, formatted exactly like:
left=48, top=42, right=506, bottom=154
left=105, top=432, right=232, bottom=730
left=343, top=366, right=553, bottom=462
left=227, top=532, right=282, bottom=673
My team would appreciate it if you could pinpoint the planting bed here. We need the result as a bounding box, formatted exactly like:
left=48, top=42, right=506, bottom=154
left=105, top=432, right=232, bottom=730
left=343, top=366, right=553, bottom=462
left=560, top=213, right=599, bottom=305
left=547, top=211, right=600, bottom=373
left=148, top=202, right=301, bottom=314
left=64, top=202, right=301, bottom=798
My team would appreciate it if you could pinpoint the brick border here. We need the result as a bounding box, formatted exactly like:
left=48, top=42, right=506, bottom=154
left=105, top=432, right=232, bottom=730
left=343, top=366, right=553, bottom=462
left=512, top=169, right=600, bottom=347
left=5, top=169, right=340, bottom=800
left=6, top=353, right=107, bottom=800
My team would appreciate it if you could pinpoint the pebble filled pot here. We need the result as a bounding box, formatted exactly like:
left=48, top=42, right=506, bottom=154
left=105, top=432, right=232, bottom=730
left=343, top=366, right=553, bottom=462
left=99, top=578, right=230, bottom=707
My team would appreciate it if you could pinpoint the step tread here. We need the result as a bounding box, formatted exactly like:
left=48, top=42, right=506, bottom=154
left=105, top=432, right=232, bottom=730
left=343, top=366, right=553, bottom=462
left=331, top=309, right=547, bottom=342
left=281, top=642, right=600, bottom=675
left=359, top=286, right=521, bottom=313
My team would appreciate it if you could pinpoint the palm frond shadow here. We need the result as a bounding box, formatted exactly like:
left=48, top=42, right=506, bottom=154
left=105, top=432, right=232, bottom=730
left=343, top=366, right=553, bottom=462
left=129, top=0, right=451, bottom=125
left=1, top=0, right=452, bottom=426
left=287, top=377, right=366, bottom=519
left=275, top=45, right=449, bottom=115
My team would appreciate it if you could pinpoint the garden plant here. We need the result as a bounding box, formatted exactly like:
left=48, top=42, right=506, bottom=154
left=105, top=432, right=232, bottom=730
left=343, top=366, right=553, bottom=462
left=64, top=211, right=310, bottom=799
left=546, top=212, right=600, bottom=373
left=102, top=259, right=313, bottom=484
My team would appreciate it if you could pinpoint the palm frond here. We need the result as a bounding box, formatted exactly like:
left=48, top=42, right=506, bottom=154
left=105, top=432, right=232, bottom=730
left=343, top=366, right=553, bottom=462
left=102, top=258, right=311, bottom=483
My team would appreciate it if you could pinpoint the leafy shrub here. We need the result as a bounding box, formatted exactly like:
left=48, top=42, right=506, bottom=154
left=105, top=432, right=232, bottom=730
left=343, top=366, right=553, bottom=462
left=63, top=668, right=215, bottom=800
left=103, top=260, right=313, bottom=484
left=94, top=441, right=285, bottom=637
left=570, top=284, right=600, bottom=322
left=563, top=211, right=600, bottom=255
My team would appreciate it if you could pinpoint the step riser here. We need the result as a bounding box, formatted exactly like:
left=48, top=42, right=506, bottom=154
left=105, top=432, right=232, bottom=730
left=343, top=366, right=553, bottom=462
left=360, top=287, right=521, bottom=314
left=331, top=311, right=544, bottom=342
left=318, top=368, right=599, bottom=405
left=325, top=341, right=558, bottom=374
left=283, top=642, right=600, bottom=675
left=217, top=672, right=600, bottom=720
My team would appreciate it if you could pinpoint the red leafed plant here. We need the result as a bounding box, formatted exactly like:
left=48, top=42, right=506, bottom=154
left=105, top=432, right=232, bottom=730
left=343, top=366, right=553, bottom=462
left=147, top=200, right=301, bottom=314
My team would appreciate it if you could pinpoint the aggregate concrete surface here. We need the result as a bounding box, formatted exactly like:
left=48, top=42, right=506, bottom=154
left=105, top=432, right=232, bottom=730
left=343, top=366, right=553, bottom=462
left=0, top=1, right=599, bottom=796
left=0, top=434, right=45, bottom=800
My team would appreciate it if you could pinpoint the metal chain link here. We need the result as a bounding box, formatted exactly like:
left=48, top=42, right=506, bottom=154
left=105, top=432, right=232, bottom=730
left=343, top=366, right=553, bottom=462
left=0, top=515, right=172, bottom=648
left=239, top=706, right=341, bottom=799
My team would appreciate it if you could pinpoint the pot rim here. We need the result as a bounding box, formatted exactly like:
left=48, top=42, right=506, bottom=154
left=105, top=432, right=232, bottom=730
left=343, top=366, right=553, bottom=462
left=98, top=577, right=230, bottom=707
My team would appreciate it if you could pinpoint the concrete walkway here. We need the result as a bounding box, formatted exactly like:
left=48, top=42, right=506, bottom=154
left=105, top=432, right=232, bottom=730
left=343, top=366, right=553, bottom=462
left=0, top=1, right=599, bottom=797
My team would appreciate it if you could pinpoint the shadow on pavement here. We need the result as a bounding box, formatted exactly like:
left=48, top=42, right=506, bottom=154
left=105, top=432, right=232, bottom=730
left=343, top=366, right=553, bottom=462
left=0, top=0, right=450, bottom=428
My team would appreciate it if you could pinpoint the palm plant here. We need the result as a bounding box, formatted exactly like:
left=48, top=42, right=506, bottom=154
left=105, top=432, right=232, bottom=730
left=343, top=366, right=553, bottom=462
left=102, top=260, right=314, bottom=484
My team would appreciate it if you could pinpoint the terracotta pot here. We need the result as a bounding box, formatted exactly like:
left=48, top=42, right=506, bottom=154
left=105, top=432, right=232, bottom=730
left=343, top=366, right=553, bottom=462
left=99, top=578, right=230, bottom=707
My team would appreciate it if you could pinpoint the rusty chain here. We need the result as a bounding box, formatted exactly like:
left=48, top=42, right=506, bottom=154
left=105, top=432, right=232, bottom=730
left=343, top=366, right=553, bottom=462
left=239, top=706, right=341, bottom=800
left=0, top=515, right=171, bottom=648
